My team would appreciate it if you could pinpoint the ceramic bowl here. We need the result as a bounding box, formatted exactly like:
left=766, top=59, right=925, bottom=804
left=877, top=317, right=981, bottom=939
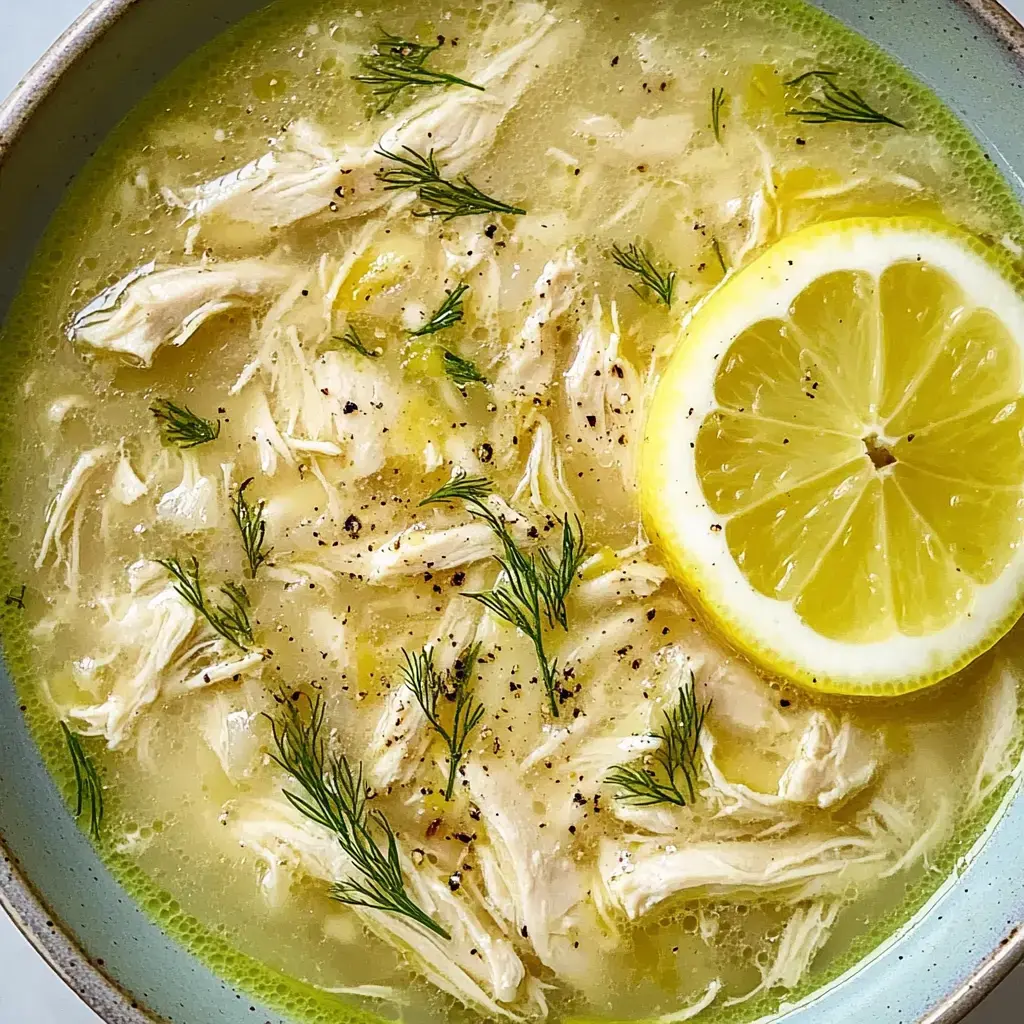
left=2, top=1, right=1024, bottom=1022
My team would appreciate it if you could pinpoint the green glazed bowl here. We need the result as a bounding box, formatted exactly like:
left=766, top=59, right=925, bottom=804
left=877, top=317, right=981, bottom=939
left=2, top=1, right=1024, bottom=1022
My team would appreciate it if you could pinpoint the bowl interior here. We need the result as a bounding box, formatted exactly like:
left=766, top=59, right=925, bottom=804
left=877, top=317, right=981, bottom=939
left=1, top=1, right=1024, bottom=1023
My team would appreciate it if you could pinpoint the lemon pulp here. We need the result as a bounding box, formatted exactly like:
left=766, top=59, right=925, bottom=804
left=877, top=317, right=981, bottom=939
left=643, top=218, right=1024, bottom=694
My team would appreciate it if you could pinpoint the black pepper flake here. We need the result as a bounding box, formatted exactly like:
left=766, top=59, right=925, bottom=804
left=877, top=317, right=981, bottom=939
left=611, top=55, right=619, bottom=66
left=646, top=609, right=656, bottom=621
left=484, top=224, right=498, bottom=239
left=344, top=514, right=362, bottom=537
left=478, top=442, right=494, bottom=463
left=452, top=571, right=466, bottom=587
left=521, top=925, right=529, bottom=938
left=343, top=401, right=359, bottom=414
left=426, top=818, right=442, bottom=838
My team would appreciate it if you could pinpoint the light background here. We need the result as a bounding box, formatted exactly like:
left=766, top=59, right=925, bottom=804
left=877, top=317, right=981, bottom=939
left=0, top=0, right=1021, bottom=1021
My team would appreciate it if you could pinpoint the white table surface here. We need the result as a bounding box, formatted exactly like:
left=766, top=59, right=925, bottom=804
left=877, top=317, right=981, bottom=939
left=1, top=0, right=1024, bottom=1022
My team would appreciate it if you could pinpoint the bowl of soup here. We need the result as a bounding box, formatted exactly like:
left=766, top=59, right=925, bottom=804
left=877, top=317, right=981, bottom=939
left=2, top=1, right=1024, bottom=1023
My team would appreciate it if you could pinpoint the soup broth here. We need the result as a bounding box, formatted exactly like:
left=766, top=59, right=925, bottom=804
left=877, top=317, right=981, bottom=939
left=1, top=1, right=1023, bottom=1022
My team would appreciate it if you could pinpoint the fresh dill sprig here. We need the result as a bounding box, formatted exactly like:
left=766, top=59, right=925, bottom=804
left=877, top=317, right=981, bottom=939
left=442, top=348, right=488, bottom=388
left=158, top=555, right=254, bottom=650
left=712, top=237, right=727, bottom=274
left=610, top=242, right=677, bottom=307
left=266, top=691, right=450, bottom=939
left=375, top=146, right=526, bottom=220
left=420, top=471, right=586, bottom=717
left=4, top=584, right=26, bottom=609
left=353, top=29, right=484, bottom=112
left=419, top=472, right=493, bottom=506
left=336, top=325, right=381, bottom=359
left=61, top=721, right=103, bottom=839
left=401, top=645, right=485, bottom=800
left=410, top=283, right=469, bottom=337
left=231, top=477, right=272, bottom=579
left=711, top=86, right=726, bottom=142
left=785, top=70, right=904, bottom=128
left=605, top=677, right=711, bottom=807
left=150, top=399, right=221, bottom=449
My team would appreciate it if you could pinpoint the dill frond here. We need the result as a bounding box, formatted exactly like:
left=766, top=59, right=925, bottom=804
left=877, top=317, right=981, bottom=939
left=353, top=29, right=484, bottom=112
left=158, top=555, right=254, bottom=650
left=375, top=146, right=526, bottom=220
left=335, top=325, right=382, bottom=359
left=610, top=242, right=677, bottom=307
left=266, top=691, right=450, bottom=938
left=61, top=721, right=103, bottom=838
left=4, top=584, right=26, bottom=609
left=421, top=470, right=586, bottom=716
left=410, top=283, right=469, bottom=337
left=231, top=477, right=272, bottom=579
left=419, top=472, right=493, bottom=507
left=711, top=86, right=726, bottom=142
left=785, top=70, right=904, bottom=128
left=442, top=348, right=488, bottom=388
left=605, top=676, right=711, bottom=806
left=150, top=399, right=221, bottom=449
left=401, top=645, right=485, bottom=800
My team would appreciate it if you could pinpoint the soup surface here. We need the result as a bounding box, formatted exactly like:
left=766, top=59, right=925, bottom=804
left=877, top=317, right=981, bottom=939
left=2, top=1, right=1024, bottom=1022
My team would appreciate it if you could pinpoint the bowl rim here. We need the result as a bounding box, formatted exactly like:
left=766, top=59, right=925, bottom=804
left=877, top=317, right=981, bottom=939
left=1, top=1, right=1024, bottom=1023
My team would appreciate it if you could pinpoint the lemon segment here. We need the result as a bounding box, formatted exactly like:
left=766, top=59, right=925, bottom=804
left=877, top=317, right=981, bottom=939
left=642, top=217, right=1024, bottom=695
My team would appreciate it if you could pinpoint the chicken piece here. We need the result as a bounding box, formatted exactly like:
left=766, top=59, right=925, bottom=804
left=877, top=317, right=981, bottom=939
left=466, top=763, right=615, bottom=994
left=156, top=450, right=222, bottom=532
left=64, top=586, right=197, bottom=748
left=68, top=260, right=293, bottom=365
left=368, top=581, right=485, bottom=788
left=36, top=446, right=113, bottom=590
left=178, top=5, right=565, bottom=236
left=230, top=796, right=544, bottom=1019
left=356, top=496, right=531, bottom=583
left=700, top=713, right=878, bottom=819
left=576, top=545, right=668, bottom=605
left=599, top=831, right=887, bottom=919
left=564, top=297, right=643, bottom=489
left=512, top=414, right=580, bottom=521
left=496, top=252, right=580, bottom=402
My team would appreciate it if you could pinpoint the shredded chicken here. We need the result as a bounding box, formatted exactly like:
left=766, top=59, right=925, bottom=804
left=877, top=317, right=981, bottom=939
left=351, top=496, right=531, bottom=582
left=230, top=796, right=546, bottom=1020
left=175, top=5, right=566, bottom=237
left=701, top=713, right=878, bottom=820
left=110, top=441, right=148, bottom=506
left=496, top=251, right=580, bottom=402
left=512, top=415, right=580, bottom=521
left=64, top=586, right=197, bottom=748
left=369, top=578, right=486, bottom=787
left=68, top=261, right=293, bottom=365
left=599, top=832, right=888, bottom=919
left=564, top=297, right=643, bottom=489
left=156, top=450, right=222, bottom=531
left=36, top=446, right=113, bottom=591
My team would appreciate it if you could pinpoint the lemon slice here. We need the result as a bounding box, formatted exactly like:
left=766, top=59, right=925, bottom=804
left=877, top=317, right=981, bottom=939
left=642, top=217, right=1024, bottom=695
